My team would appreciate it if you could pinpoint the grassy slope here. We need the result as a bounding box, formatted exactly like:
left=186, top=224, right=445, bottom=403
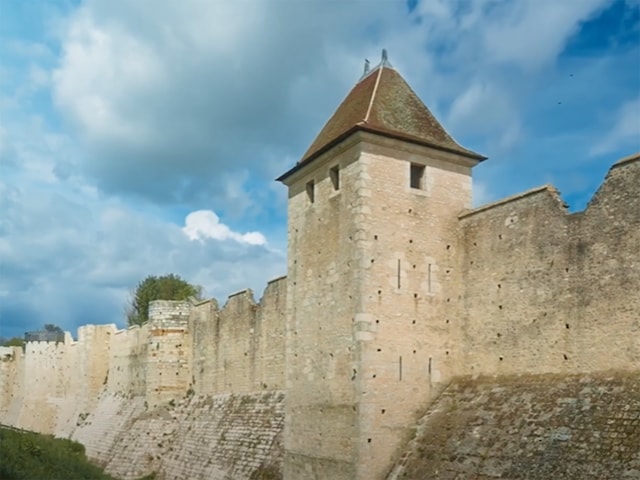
left=0, top=425, right=153, bottom=480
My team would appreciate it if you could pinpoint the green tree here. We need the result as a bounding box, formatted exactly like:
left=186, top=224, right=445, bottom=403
left=44, top=324, right=64, bottom=334
left=0, top=337, right=25, bottom=347
left=127, top=274, right=202, bottom=326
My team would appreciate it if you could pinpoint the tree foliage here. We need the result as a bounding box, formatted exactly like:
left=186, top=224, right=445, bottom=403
left=0, top=337, right=25, bottom=347
left=127, top=274, right=202, bottom=326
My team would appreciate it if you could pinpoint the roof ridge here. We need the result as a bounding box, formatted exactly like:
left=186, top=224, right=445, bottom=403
left=364, top=64, right=384, bottom=123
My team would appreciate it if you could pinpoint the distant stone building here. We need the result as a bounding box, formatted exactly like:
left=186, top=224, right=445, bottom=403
left=0, top=52, right=638, bottom=480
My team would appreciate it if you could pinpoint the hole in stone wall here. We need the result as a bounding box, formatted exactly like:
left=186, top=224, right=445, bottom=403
left=413, top=264, right=416, bottom=269
left=374, top=235, right=378, bottom=240
left=563, top=354, right=568, bottom=360
left=375, top=319, right=379, bottom=324
left=408, top=208, right=412, bottom=213
left=372, top=374, right=376, bottom=378
left=497, top=283, right=501, bottom=289
left=565, top=268, right=569, bottom=273
left=412, top=319, right=416, bottom=324
left=367, top=438, right=372, bottom=443
left=445, top=350, right=449, bottom=355
left=499, top=356, right=503, bottom=361
left=413, top=350, right=417, bottom=354
left=473, top=242, right=477, bottom=246
left=377, top=348, right=382, bottom=352
left=381, top=409, right=386, bottom=414
left=470, top=261, right=474, bottom=265
left=371, top=259, right=375, bottom=263
left=445, top=319, right=450, bottom=324
left=497, top=333, right=502, bottom=337
left=447, top=245, right=451, bottom=250
left=352, top=369, right=357, bottom=380
left=413, top=293, right=418, bottom=298
left=378, top=290, right=382, bottom=295
left=498, top=305, right=503, bottom=310
left=409, top=239, right=413, bottom=243
left=565, top=324, right=570, bottom=329
left=498, top=234, right=502, bottom=239
left=446, top=298, right=450, bottom=303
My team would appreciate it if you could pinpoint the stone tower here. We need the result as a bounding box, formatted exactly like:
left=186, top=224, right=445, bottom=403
left=278, top=52, right=485, bottom=480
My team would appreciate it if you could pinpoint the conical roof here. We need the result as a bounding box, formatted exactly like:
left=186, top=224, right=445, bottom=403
left=299, top=55, right=485, bottom=165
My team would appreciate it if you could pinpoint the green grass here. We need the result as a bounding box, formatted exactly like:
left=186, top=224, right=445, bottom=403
left=0, top=425, right=155, bottom=480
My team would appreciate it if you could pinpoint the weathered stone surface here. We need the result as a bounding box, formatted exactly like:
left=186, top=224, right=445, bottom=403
left=74, top=391, right=284, bottom=480
left=389, top=372, right=640, bottom=480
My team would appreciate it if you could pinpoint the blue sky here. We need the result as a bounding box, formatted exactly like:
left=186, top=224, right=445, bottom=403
left=0, top=0, right=638, bottom=339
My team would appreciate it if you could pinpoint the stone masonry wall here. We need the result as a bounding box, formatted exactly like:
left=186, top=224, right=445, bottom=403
left=458, top=155, right=640, bottom=377
left=388, top=372, right=640, bottom=479
left=190, top=276, right=286, bottom=396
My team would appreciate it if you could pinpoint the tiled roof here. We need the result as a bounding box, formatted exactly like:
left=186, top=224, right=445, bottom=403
left=299, top=59, right=485, bottom=165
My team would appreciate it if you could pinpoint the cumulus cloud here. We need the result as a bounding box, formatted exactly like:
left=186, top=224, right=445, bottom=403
left=183, top=210, right=266, bottom=246
left=50, top=0, right=413, bottom=209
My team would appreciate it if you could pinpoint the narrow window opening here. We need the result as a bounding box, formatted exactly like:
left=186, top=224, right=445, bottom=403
left=330, top=165, right=340, bottom=190
left=306, top=180, right=315, bottom=203
left=397, top=259, right=401, bottom=289
left=427, top=264, right=432, bottom=292
left=399, top=355, right=403, bottom=381
left=428, top=357, right=432, bottom=374
left=410, top=164, right=425, bottom=189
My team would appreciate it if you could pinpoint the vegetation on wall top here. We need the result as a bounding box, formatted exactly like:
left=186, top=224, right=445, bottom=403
left=127, top=274, right=202, bottom=326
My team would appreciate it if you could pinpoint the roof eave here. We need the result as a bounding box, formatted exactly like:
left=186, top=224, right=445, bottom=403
left=277, top=125, right=486, bottom=183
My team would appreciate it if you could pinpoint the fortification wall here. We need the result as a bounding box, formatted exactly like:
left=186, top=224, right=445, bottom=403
left=191, top=276, right=286, bottom=396
left=81, top=391, right=285, bottom=480
left=458, top=155, right=640, bottom=376
left=0, top=346, right=23, bottom=423
left=145, top=301, right=192, bottom=408
left=389, top=371, right=640, bottom=479
left=106, top=323, right=149, bottom=396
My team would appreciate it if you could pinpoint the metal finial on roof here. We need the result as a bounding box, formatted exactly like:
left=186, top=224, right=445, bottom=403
left=364, top=59, right=370, bottom=75
left=381, top=48, right=392, bottom=67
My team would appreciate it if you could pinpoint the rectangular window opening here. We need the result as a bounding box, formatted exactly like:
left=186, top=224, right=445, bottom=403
left=410, top=164, right=425, bottom=190
left=330, top=165, right=340, bottom=190
left=306, top=180, right=315, bottom=203
left=397, top=259, right=401, bottom=289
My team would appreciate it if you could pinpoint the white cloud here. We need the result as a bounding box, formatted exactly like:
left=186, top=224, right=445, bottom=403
left=481, top=0, right=611, bottom=70
left=182, top=210, right=266, bottom=246
left=447, top=82, right=522, bottom=152
left=590, top=96, right=640, bottom=156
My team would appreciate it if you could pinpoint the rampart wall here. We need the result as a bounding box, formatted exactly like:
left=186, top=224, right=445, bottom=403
left=0, top=277, right=288, bottom=479
left=458, top=155, right=640, bottom=376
